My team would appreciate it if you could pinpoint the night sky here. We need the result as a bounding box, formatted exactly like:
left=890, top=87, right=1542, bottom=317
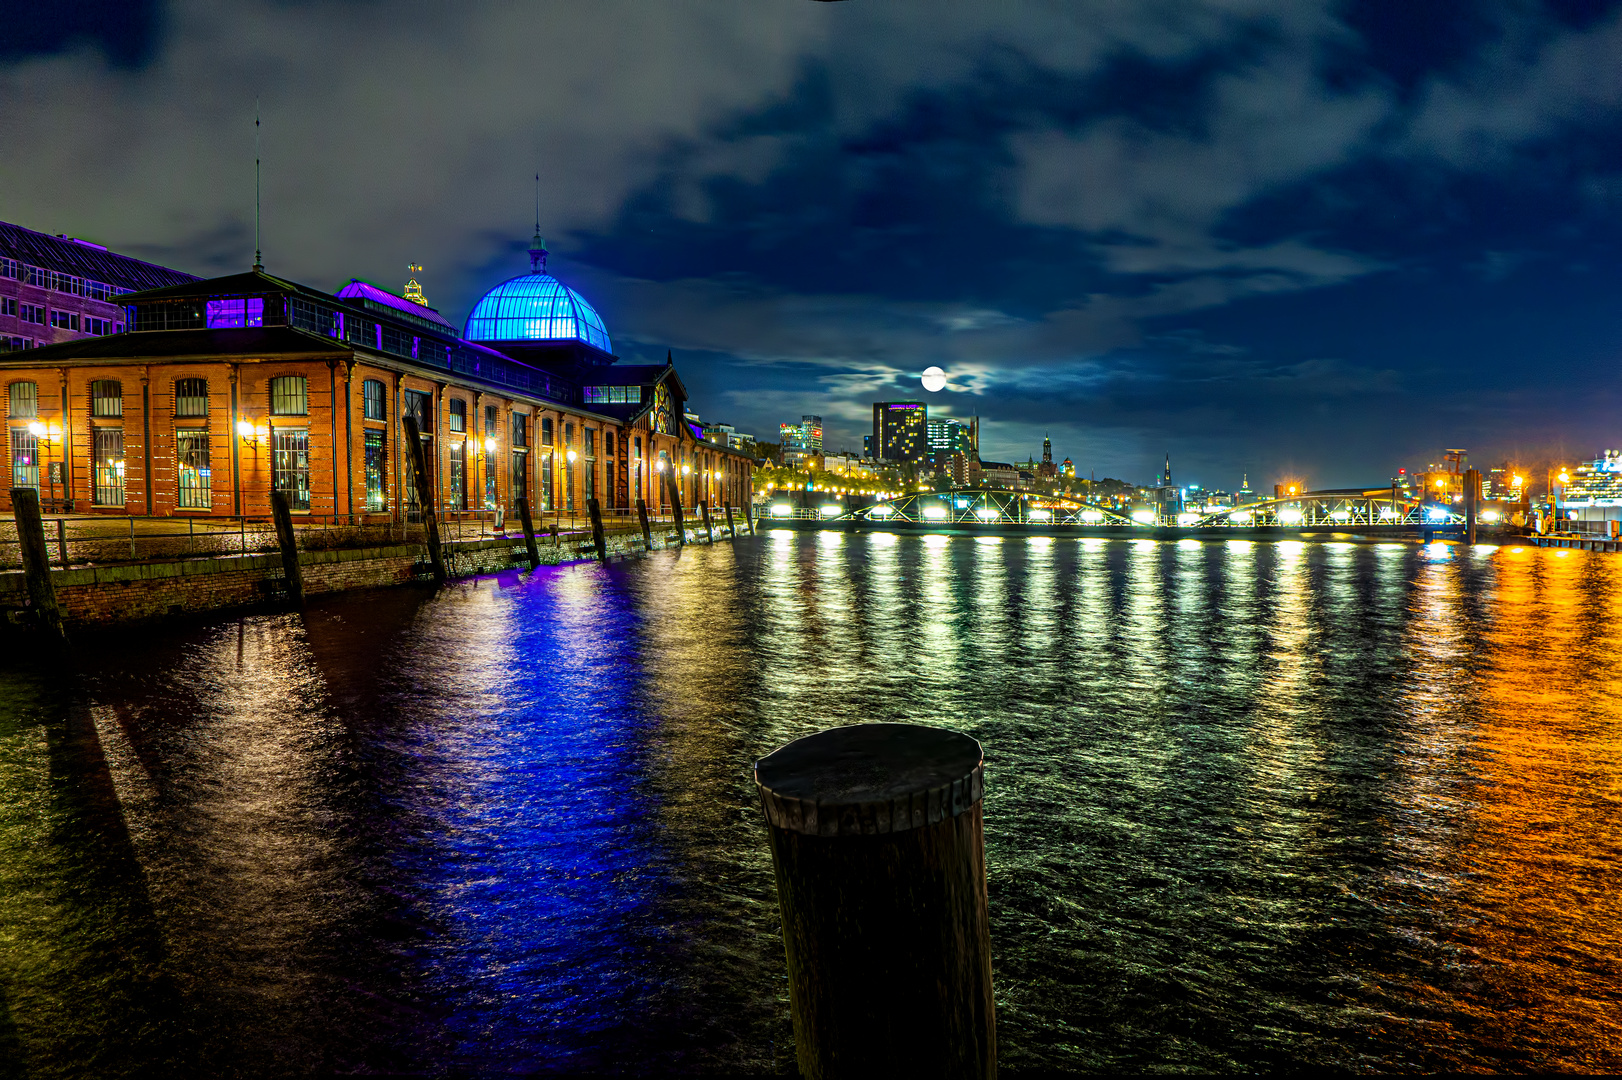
left=4, top=0, right=1621, bottom=488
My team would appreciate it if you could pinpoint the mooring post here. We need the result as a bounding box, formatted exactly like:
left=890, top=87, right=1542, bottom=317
left=666, top=471, right=686, bottom=545
left=743, top=497, right=756, bottom=535
left=516, top=496, right=541, bottom=570
left=1464, top=468, right=1480, bottom=545
left=268, top=488, right=305, bottom=609
left=56, top=517, right=67, bottom=566
left=700, top=499, right=714, bottom=543
left=402, top=416, right=446, bottom=585
left=587, top=496, right=608, bottom=562
left=725, top=503, right=737, bottom=540
left=636, top=498, right=654, bottom=551
left=755, top=723, right=996, bottom=1080
left=12, top=487, right=67, bottom=641
left=128, top=515, right=136, bottom=560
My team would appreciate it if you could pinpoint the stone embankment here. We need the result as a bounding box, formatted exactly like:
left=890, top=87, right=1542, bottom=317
left=0, top=526, right=715, bottom=629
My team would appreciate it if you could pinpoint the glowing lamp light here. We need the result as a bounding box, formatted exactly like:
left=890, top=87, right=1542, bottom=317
left=484, top=437, right=497, bottom=454
left=655, top=460, right=666, bottom=472
left=1512, top=475, right=1524, bottom=487
left=821, top=504, right=843, bottom=518
left=1278, top=507, right=1304, bottom=524
left=1029, top=509, right=1053, bottom=522
left=1230, top=510, right=1253, bottom=524
left=1481, top=509, right=1501, bottom=522
left=922, top=505, right=948, bottom=520
left=1080, top=509, right=1105, bottom=523
left=1177, top=512, right=1201, bottom=526
left=236, top=420, right=255, bottom=439
left=976, top=508, right=998, bottom=521
left=27, top=420, right=46, bottom=437
left=870, top=504, right=895, bottom=518
left=771, top=502, right=792, bottom=517
left=1558, top=471, right=1570, bottom=483
left=682, top=464, right=691, bottom=475
left=1330, top=510, right=1351, bottom=522
left=1425, top=506, right=1448, bottom=521
left=1131, top=509, right=1156, bottom=525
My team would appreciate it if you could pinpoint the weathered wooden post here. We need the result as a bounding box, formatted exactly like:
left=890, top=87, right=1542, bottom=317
left=743, top=497, right=756, bottom=535
left=1464, top=468, right=1480, bottom=545
left=56, top=517, right=68, bottom=566
left=665, top=471, right=686, bottom=545
left=401, top=416, right=446, bottom=585
left=636, top=498, right=654, bottom=551
left=725, top=503, right=737, bottom=540
left=587, top=496, right=608, bottom=562
left=755, top=723, right=996, bottom=1080
left=12, top=487, right=67, bottom=641
left=516, top=496, right=541, bottom=570
left=268, top=488, right=305, bottom=609
left=700, top=500, right=714, bottom=543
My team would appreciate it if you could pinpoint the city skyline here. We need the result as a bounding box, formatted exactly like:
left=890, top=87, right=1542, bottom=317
left=5, top=2, right=1621, bottom=486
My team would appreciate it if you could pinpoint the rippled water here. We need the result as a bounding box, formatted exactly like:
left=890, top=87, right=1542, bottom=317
left=2, top=533, right=1620, bottom=1076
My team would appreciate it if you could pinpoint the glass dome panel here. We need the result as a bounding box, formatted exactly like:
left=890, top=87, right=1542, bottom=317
left=464, top=273, right=612, bottom=352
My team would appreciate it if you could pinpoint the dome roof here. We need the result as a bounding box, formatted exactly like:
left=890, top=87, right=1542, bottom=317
left=463, top=272, right=612, bottom=352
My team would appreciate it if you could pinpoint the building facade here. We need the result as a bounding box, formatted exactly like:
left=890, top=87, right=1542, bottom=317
left=1559, top=449, right=1622, bottom=532
left=925, top=416, right=975, bottom=470
left=1, top=239, right=752, bottom=522
left=779, top=414, right=822, bottom=468
left=873, top=401, right=926, bottom=464
left=1, top=221, right=199, bottom=354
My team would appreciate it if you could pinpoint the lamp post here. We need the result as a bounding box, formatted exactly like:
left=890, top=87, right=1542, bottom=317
left=27, top=419, right=51, bottom=506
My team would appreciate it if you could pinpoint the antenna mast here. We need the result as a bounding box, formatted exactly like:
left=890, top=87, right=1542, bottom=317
left=253, top=99, right=263, bottom=272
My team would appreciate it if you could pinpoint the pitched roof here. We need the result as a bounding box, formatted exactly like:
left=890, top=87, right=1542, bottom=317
left=335, top=279, right=453, bottom=328
left=0, top=220, right=200, bottom=292
left=8, top=326, right=348, bottom=364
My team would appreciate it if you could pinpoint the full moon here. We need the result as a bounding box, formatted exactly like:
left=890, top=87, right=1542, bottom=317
left=921, top=366, right=947, bottom=392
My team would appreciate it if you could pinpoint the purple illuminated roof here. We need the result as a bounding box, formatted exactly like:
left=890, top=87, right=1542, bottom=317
left=336, top=279, right=452, bottom=328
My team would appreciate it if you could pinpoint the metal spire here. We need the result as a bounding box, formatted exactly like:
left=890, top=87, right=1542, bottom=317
left=528, top=174, right=548, bottom=274
left=253, top=100, right=263, bottom=272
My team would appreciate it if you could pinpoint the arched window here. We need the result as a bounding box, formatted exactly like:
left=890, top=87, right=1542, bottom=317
left=90, top=379, right=122, bottom=417
left=7, top=381, right=37, bottom=418
left=270, top=375, right=307, bottom=415
left=175, top=377, right=208, bottom=417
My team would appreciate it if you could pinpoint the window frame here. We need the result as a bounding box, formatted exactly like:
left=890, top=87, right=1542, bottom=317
left=269, top=375, right=309, bottom=417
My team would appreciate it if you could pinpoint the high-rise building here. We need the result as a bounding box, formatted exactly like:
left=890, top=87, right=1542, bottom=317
left=780, top=414, right=822, bottom=468
left=925, top=415, right=975, bottom=467
left=1, top=220, right=199, bottom=353
left=874, top=401, right=927, bottom=464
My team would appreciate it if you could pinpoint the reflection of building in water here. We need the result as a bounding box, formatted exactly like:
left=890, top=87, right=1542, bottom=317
left=0, top=228, right=754, bottom=519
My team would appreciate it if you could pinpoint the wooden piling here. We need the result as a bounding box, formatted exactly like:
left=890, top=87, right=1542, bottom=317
left=516, top=496, right=541, bottom=569
left=725, top=503, right=737, bottom=540
left=587, top=496, right=608, bottom=562
left=636, top=498, right=654, bottom=551
left=755, top=723, right=996, bottom=1080
left=268, top=488, right=305, bottom=609
left=666, top=471, right=686, bottom=545
left=56, top=517, right=67, bottom=566
left=1464, top=468, right=1480, bottom=545
left=743, top=498, right=756, bottom=535
left=700, top=500, right=714, bottom=543
left=401, top=416, right=446, bottom=585
left=11, top=487, right=67, bottom=641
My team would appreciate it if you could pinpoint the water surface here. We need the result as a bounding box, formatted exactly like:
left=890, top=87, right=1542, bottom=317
left=1, top=534, right=1619, bottom=1075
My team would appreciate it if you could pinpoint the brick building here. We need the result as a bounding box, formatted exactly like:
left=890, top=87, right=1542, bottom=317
left=0, top=234, right=752, bottom=522
left=1, top=220, right=199, bottom=353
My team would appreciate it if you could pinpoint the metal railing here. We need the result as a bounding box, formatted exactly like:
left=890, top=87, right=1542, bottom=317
left=0, top=502, right=755, bottom=572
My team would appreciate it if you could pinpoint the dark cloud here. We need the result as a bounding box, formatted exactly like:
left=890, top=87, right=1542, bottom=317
left=3, top=0, right=1620, bottom=487
left=0, top=0, right=165, bottom=69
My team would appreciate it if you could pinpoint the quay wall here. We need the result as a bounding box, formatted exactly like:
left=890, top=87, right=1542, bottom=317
left=0, top=526, right=699, bottom=628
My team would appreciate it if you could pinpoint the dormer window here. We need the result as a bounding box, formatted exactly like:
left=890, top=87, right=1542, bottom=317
left=205, top=298, right=265, bottom=328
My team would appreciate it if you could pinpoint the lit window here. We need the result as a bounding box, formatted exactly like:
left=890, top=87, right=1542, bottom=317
left=270, top=376, right=307, bottom=416
left=90, top=379, right=122, bottom=417
left=8, top=381, right=38, bottom=418
left=175, top=378, right=207, bottom=417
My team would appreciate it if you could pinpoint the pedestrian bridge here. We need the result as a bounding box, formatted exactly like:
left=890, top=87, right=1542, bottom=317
left=771, top=488, right=1468, bottom=531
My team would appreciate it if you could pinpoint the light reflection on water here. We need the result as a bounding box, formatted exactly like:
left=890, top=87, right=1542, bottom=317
left=0, top=535, right=1620, bottom=1075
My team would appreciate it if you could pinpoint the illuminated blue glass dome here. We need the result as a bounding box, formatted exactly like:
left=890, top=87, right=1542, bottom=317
left=464, top=273, right=611, bottom=351
left=465, top=235, right=612, bottom=352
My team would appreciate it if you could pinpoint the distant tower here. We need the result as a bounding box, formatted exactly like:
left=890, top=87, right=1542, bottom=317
left=403, top=264, right=428, bottom=307
left=528, top=230, right=548, bottom=274
left=1038, top=434, right=1057, bottom=480
left=1042, top=435, right=1052, bottom=465
left=1158, top=452, right=1182, bottom=523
